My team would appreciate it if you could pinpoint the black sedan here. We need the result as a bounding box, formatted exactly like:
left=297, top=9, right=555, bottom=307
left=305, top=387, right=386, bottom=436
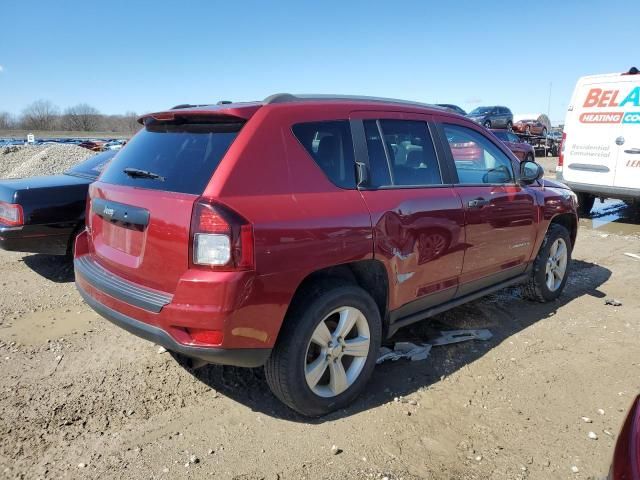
left=0, top=150, right=116, bottom=256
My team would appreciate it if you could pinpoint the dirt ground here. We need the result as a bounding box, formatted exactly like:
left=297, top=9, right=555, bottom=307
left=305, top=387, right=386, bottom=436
left=1, top=158, right=640, bottom=479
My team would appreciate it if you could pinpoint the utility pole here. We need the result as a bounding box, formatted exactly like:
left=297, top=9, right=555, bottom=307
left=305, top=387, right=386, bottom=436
left=547, top=82, right=552, bottom=121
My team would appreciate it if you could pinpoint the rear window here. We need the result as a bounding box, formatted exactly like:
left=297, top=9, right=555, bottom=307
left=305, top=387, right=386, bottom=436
left=99, top=120, right=242, bottom=194
left=292, top=121, right=356, bottom=189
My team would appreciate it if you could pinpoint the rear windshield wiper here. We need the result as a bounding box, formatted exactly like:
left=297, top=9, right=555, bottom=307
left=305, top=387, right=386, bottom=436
left=123, top=167, right=165, bottom=181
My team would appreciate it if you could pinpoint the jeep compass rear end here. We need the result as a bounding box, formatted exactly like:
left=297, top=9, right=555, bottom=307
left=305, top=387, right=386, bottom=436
left=76, top=95, right=578, bottom=416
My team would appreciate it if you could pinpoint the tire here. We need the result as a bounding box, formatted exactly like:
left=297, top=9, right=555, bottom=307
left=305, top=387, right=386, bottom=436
left=483, top=120, right=491, bottom=129
left=507, top=120, right=513, bottom=131
left=542, top=127, right=547, bottom=137
left=525, top=125, right=531, bottom=135
left=265, top=282, right=382, bottom=417
left=523, top=223, right=572, bottom=303
left=577, top=192, right=595, bottom=216
left=525, top=153, right=534, bottom=162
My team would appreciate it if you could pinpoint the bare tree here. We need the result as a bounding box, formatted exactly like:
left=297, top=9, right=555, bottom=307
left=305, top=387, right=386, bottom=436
left=62, top=103, right=102, bottom=131
left=124, top=111, right=141, bottom=133
left=0, top=111, right=14, bottom=130
left=20, top=99, right=59, bottom=131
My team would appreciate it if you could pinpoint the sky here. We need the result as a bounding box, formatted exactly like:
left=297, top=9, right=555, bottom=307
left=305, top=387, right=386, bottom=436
left=0, top=0, right=636, bottom=124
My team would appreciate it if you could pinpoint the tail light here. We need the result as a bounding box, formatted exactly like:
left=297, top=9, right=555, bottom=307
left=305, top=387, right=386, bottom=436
left=611, top=395, right=640, bottom=479
left=558, top=132, right=566, bottom=168
left=189, top=198, right=254, bottom=271
left=0, top=201, right=23, bottom=226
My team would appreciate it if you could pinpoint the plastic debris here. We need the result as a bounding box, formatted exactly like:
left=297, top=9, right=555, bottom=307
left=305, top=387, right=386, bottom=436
left=377, top=342, right=432, bottom=364
left=377, top=329, right=492, bottom=364
left=605, top=298, right=622, bottom=306
left=428, top=329, right=493, bottom=346
left=623, top=252, right=640, bottom=261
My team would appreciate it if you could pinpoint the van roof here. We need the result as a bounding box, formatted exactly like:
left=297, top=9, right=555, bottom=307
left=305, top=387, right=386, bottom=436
left=577, top=67, right=639, bottom=82
left=138, top=94, right=452, bottom=124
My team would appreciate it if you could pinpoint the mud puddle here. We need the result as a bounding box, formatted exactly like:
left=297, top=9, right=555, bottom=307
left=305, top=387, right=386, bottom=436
left=0, top=306, right=98, bottom=345
left=579, top=199, right=640, bottom=236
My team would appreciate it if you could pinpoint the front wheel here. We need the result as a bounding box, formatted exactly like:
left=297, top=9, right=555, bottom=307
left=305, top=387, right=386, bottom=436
left=265, top=283, right=382, bottom=417
left=523, top=223, right=572, bottom=302
left=483, top=120, right=491, bottom=129
left=577, top=192, right=595, bottom=216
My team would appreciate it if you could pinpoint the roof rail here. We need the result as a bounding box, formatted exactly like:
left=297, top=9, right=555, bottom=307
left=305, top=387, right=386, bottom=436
left=263, top=93, right=438, bottom=109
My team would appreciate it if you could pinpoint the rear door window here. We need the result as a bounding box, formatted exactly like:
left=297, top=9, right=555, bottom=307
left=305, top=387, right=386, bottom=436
left=443, top=124, right=515, bottom=184
left=99, top=120, right=242, bottom=194
left=363, top=119, right=442, bottom=187
left=292, top=121, right=356, bottom=189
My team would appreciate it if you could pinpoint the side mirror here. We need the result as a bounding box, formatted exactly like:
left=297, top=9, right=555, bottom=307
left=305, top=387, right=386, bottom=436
left=520, top=160, right=544, bottom=184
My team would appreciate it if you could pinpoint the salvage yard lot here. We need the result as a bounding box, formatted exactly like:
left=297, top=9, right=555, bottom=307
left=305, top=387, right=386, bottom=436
left=0, top=199, right=639, bottom=479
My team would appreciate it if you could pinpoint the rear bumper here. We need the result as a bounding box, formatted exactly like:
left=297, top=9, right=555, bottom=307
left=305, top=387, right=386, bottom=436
left=0, top=224, right=71, bottom=255
left=563, top=181, right=640, bottom=200
left=77, top=283, right=271, bottom=367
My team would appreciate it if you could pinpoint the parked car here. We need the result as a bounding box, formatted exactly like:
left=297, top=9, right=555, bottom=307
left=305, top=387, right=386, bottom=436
left=78, top=140, right=105, bottom=152
left=491, top=129, right=536, bottom=162
left=74, top=94, right=578, bottom=416
left=547, top=130, right=563, bottom=142
left=436, top=104, right=467, bottom=115
left=0, top=150, right=116, bottom=255
left=558, top=67, right=640, bottom=215
left=512, top=119, right=548, bottom=137
left=609, top=394, right=640, bottom=479
left=467, top=106, right=513, bottom=130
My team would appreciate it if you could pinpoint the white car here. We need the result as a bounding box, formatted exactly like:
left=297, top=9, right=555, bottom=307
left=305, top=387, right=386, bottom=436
left=558, top=66, right=640, bottom=215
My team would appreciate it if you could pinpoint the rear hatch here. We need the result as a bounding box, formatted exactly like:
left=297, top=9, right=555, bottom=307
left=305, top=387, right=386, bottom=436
left=87, top=114, right=245, bottom=292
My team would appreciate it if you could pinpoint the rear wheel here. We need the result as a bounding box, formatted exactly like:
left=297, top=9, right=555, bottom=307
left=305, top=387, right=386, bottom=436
left=577, top=192, right=596, bottom=216
left=265, top=282, right=381, bottom=417
left=523, top=223, right=571, bottom=302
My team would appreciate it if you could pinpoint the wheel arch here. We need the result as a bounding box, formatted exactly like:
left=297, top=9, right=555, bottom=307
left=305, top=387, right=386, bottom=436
left=282, top=260, right=389, bottom=336
left=548, top=213, right=577, bottom=251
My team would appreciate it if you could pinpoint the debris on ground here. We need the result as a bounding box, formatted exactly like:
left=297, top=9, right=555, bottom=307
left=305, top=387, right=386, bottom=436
left=377, top=329, right=493, bottom=364
left=623, top=252, right=640, bottom=261
left=377, top=342, right=432, bottom=364
left=428, top=329, right=493, bottom=346
left=604, top=298, right=622, bottom=306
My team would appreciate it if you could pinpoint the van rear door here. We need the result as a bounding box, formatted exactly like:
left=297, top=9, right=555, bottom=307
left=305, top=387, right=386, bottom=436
left=613, top=77, right=640, bottom=189
left=562, top=77, right=625, bottom=187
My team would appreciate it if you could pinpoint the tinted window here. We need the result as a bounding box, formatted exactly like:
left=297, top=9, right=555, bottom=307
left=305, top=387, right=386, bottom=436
left=363, top=121, right=392, bottom=187
left=443, top=124, right=514, bottom=184
left=379, top=120, right=441, bottom=186
left=292, top=121, right=355, bottom=189
left=66, top=150, right=117, bottom=179
left=99, top=120, right=242, bottom=194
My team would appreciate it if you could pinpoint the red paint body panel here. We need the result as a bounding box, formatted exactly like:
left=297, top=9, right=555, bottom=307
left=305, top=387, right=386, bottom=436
left=611, top=395, right=640, bottom=480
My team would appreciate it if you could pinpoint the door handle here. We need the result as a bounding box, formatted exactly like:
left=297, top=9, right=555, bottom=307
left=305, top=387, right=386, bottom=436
left=624, top=148, right=640, bottom=154
left=468, top=198, right=490, bottom=208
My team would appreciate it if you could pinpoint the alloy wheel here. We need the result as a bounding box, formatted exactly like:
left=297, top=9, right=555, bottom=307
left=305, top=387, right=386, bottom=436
left=304, top=306, right=370, bottom=398
left=545, top=238, right=568, bottom=291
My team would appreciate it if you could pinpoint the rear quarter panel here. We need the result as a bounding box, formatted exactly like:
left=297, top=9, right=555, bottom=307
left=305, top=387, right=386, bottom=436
left=206, top=105, right=374, bottom=343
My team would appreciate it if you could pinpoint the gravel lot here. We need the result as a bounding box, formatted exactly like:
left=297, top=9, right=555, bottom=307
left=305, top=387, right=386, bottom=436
left=0, top=154, right=639, bottom=479
left=0, top=145, right=95, bottom=178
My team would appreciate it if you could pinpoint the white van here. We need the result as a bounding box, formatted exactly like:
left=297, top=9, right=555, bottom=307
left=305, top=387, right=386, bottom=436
left=559, top=67, right=640, bottom=215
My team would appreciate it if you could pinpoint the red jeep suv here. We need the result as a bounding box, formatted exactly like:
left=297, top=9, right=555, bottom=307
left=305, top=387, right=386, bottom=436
left=74, top=94, right=578, bottom=416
